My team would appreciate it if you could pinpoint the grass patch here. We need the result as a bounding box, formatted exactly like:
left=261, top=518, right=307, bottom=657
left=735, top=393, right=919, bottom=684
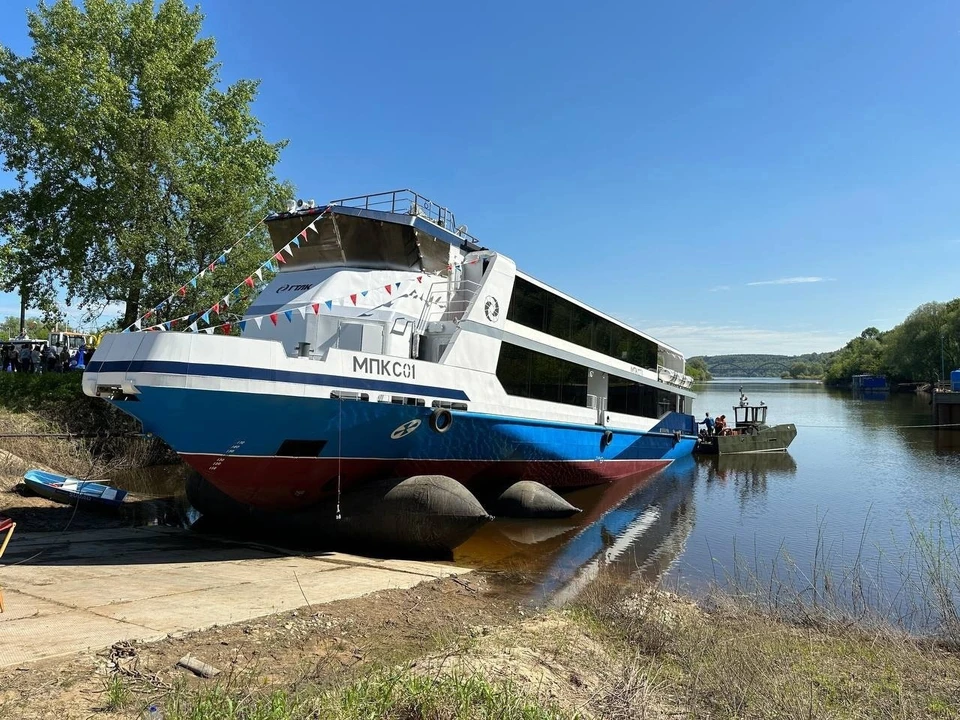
left=103, top=674, right=132, bottom=711
left=148, top=671, right=571, bottom=720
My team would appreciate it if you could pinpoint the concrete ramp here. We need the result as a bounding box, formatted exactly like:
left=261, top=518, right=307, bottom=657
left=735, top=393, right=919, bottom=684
left=0, top=526, right=468, bottom=668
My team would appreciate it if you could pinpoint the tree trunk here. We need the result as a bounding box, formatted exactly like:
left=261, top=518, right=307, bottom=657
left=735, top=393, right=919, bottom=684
left=122, top=258, right=145, bottom=329
left=18, top=286, right=27, bottom=335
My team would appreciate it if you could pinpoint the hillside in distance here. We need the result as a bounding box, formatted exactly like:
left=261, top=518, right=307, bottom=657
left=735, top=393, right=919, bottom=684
left=690, top=352, right=837, bottom=378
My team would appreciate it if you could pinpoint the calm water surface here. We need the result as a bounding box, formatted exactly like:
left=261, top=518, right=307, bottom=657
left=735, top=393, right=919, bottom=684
left=454, top=379, right=960, bottom=614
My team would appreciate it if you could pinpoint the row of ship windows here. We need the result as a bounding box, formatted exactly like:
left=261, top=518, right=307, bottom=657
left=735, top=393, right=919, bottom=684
left=495, top=342, right=682, bottom=418
left=506, top=277, right=660, bottom=371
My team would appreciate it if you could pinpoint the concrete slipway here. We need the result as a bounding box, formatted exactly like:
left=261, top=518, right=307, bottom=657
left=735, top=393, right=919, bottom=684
left=0, top=525, right=470, bottom=668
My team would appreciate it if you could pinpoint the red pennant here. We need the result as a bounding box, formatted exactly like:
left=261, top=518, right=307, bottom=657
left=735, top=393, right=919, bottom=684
left=299, top=229, right=307, bottom=242
left=274, top=252, right=286, bottom=264
left=208, top=263, right=215, bottom=273
left=244, top=277, right=255, bottom=288
left=416, top=275, right=423, bottom=283
left=222, top=323, right=231, bottom=334
left=178, top=286, right=187, bottom=297
left=144, top=310, right=153, bottom=320
left=170, top=319, right=178, bottom=327
left=385, top=285, right=392, bottom=295
left=350, top=293, right=357, bottom=305
left=212, top=302, right=220, bottom=315
left=312, top=303, right=320, bottom=315
left=270, top=313, right=278, bottom=325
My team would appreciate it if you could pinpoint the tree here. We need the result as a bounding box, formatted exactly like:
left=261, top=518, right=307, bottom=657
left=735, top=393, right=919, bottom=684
left=685, top=357, right=712, bottom=381
left=0, top=315, right=53, bottom=340
left=0, top=0, right=291, bottom=328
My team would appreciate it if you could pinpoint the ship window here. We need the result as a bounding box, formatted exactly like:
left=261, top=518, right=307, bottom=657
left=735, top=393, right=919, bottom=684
left=507, top=277, right=658, bottom=370
left=608, top=376, right=680, bottom=419
left=496, top=342, right=588, bottom=407
left=276, top=439, right=327, bottom=457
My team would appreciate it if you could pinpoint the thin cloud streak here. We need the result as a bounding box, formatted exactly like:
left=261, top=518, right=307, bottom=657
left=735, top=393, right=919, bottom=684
left=746, top=276, right=832, bottom=286
left=644, top=322, right=851, bottom=356
left=709, top=285, right=731, bottom=292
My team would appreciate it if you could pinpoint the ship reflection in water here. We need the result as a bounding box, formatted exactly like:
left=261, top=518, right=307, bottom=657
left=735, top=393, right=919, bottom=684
left=697, top=452, right=798, bottom=505
left=454, top=456, right=700, bottom=605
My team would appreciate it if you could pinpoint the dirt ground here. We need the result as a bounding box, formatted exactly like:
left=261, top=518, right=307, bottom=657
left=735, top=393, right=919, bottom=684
left=0, top=573, right=524, bottom=720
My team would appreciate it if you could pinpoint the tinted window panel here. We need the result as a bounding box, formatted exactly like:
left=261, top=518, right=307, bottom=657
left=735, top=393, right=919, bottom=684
left=508, top=277, right=658, bottom=370
left=496, top=342, right=588, bottom=408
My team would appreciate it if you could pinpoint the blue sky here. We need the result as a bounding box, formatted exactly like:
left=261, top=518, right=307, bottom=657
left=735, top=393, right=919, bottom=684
left=1, top=0, right=958, bottom=355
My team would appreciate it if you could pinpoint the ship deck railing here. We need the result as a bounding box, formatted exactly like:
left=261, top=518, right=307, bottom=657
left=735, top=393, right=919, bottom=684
left=415, top=279, right=482, bottom=334
left=658, top=365, right=695, bottom=389
left=328, top=189, right=481, bottom=246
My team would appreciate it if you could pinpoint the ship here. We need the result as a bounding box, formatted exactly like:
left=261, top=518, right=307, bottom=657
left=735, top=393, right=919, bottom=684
left=82, top=190, right=699, bottom=516
left=694, top=390, right=797, bottom=455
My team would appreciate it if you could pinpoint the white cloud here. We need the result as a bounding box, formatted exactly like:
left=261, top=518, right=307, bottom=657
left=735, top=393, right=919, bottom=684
left=746, top=276, right=833, bottom=286
left=709, top=285, right=731, bottom=292
left=643, top=322, right=851, bottom=356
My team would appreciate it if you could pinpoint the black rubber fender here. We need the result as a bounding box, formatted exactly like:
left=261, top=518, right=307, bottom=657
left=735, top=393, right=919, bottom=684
left=430, top=407, right=453, bottom=433
left=601, top=429, right=614, bottom=447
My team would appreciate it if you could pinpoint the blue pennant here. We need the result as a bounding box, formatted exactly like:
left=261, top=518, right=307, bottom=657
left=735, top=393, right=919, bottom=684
left=237, top=320, right=246, bottom=332
left=233, top=288, right=242, bottom=298
left=361, top=290, right=368, bottom=297
left=218, top=254, right=226, bottom=265
left=190, top=278, right=198, bottom=288
left=202, top=311, right=210, bottom=324
left=284, top=309, right=293, bottom=323
left=395, top=281, right=401, bottom=288
left=291, top=237, right=300, bottom=248
left=325, top=300, right=333, bottom=310
left=164, top=321, right=172, bottom=331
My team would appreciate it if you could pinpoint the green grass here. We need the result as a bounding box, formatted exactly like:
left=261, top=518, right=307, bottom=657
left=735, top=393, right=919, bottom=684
left=103, top=674, right=131, bottom=711
left=143, top=671, right=572, bottom=720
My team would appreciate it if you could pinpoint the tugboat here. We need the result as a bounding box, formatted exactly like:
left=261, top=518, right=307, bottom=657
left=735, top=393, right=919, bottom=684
left=694, top=389, right=796, bottom=455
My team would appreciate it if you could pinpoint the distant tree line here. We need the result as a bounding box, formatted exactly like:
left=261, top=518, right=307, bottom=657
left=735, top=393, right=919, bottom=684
left=689, top=353, right=835, bottom=379
left=685, top=357, right=712, bottom=381
left=822, top=300, right=960, bottom=386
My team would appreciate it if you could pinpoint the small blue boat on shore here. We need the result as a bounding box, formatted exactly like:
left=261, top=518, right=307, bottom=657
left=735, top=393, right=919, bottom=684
left=23, top=469, right=127, bottom=509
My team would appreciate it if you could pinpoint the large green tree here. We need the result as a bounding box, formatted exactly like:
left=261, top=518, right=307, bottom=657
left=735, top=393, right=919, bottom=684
left=0, top=0, right=291, bottom=328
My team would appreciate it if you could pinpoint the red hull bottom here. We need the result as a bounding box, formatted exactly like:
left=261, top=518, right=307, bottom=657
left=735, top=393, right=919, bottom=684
left=181, top=454, right=673, bottom=510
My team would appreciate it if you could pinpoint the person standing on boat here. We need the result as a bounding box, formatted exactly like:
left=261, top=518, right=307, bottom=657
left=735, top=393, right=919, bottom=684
left=699, top=412, right=715, bottom=435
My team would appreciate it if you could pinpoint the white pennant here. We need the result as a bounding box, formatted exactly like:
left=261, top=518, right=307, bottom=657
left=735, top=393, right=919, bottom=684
left=307, top=219, right=318, bottom=235
left=223, top=295, right=232, bottom=308
left=255, top=268, right=264, bottom=282
left=133, top=320, right=142, bottom=330
left=253, top=316, right=262, bottom=329
left=283, top=243, right=295, bottom=258
left=297, top=306, right=307, bottom=318
left=188, top=322, right=199, bottom=333
left=202, top=327, right=214, bottom=335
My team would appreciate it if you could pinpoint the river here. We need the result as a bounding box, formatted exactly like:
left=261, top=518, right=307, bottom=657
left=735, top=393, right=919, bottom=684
left=454, top=379, right=960, bottom=622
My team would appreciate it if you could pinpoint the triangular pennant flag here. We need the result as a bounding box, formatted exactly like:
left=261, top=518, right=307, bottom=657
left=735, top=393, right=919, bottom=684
left=237, top=320, right=246, bottom=332
left=297, top=306, right=307, bottom=318
left=178, top=286, right=187, bottom=297
left=275, top=252, right=287, bottom=264
left=395, top=281, right=401, bottom=289
left=208, top=262, right=216, bottom=273
left=222, top=322, right=232, bottom=334
left=144, top=310, right=154, bottom=320
left=350, top=293, right=357, bottom=305
left=255, top=268, right=264, bottom=282
left=290, top=237, right=300, bottom=248
left=270, top=260, right=278, bottom=272
left=262, top=260, right=273, bottom=271
left=199, top=269, right=207, bottom=280
left=222, top=295, right=231, bottom=308
left=385, top=285, right=392, bottom=295
left=325, top=300, right=333, bottom=310
left=218, top=254, right=226, bottom=265
left=202, top=327, right=214, bottom=335
left=307, top=220, right=318, bottom=234
left=312, top=303, right=320, bottom=315
left=163, top=321, right=172, bottom=331
left=202, top=311, right=210, bottom=325
left=284, top=309, right=293, bottom=323
left=283, top=244, right=294, bottom=258
left=212, top=302, right=220, bottom=315
left=298, top=229, right=308, bottom=242
left=170, top=318, right=179, bottom=327
left=417, top=275, right=423, bottom=283
left=269, top=313, right=278, bottom=326
left=233, top=287, right=242, bottom=298
left=244, top=277, right=255, bottom=288
left=253, top=317, right=262, bottom=329
left=190, top=278, right=198, bottom=289
left=188, top=322, right=198, bottom=333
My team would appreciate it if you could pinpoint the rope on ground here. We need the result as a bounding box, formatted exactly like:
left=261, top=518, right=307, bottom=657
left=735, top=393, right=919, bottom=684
left=0, top=432, right=144, bottom=439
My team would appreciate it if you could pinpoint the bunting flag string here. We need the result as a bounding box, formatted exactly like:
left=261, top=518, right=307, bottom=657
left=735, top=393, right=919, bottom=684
left=143, top=278, right=425, bottom=336
left=124, top=210, right=331, bottom=333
